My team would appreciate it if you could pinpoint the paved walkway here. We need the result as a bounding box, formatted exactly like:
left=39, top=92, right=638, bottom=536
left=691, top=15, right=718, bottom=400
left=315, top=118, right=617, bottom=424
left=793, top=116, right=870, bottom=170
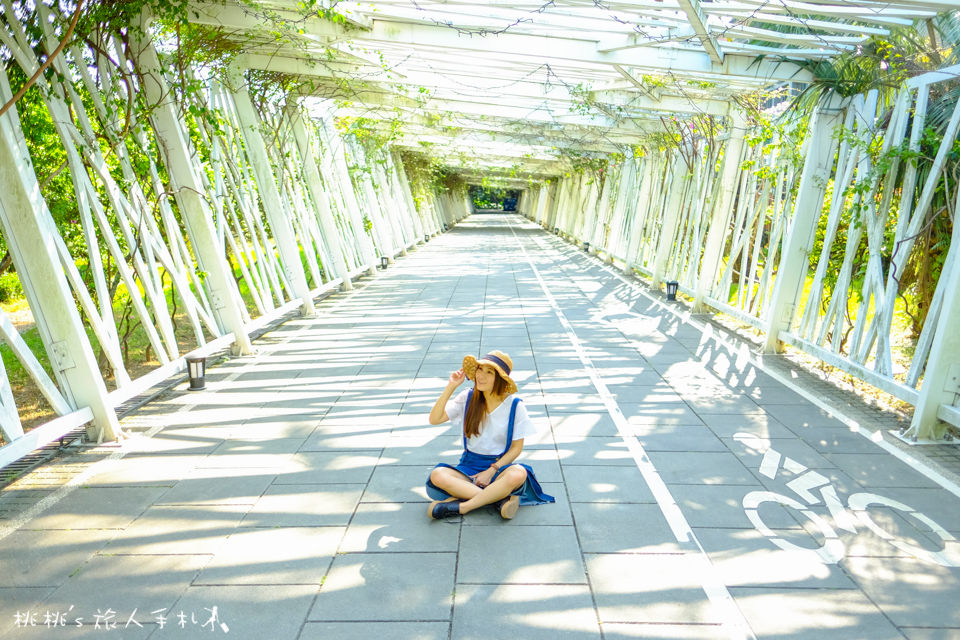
left=2, top=214, right=960, bottom=640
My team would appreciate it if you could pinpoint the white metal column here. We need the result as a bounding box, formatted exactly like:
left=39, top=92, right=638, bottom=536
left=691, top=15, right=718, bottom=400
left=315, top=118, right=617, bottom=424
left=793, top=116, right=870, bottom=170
left=287, top=106, right=353, bottom=290
left=321, top=118, right=378, bottom=274
left=905, top=196, right=960, bottom=441
left=651, top=160, right=687, bottom=288
left=762, top=99, right=845, bottom=353
left=227, top=72, right=314, bottom=316
left=0, top=95, right=121, bottom=442
left=694, top=112, right=747, bottom=311
left=130, top=23, right=253, bottom=355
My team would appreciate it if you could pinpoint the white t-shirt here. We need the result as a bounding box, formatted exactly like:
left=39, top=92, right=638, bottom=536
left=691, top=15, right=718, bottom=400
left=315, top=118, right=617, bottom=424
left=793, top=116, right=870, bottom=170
left=445, top=388, right=538, bottom=455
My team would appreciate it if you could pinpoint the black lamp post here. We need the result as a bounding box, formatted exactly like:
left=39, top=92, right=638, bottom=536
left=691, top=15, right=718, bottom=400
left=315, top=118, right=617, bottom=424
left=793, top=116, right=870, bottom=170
left=424, top=234, right=430, bottom=242
left=186, top=356, right=206, bottom=391
left=584, top=242, right=590, bottom=253
left=666, top=280, right=679, bottom=301
left=380, top=256, right=389, bottom=270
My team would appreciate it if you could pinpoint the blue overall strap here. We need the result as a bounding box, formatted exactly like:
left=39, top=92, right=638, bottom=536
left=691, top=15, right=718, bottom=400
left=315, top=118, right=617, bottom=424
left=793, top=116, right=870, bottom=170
left=462, top=392, right=471, bottom=449
left=500, top=397, right=521, bottom=457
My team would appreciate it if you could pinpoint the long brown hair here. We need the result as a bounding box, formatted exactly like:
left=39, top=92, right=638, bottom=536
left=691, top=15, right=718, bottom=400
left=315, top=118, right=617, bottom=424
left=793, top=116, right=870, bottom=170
left=463, top=372, right=509, bottom=438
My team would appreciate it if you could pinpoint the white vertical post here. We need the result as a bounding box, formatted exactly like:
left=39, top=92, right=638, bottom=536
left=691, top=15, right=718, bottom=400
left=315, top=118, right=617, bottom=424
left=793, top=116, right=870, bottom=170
left=356, top=167, right=393, bottom=259
left=651, top=159, right=687, bottom=288
left=321, top=118, right=378, bottom=274
left=0, top=96, right=121, bottom=442
left=389, top=151, right=424, bottom=241
left=906, top=195, right=960, bottom=441
left=695, top=111, right=748, bottom=311
left=226, top=72, right=314, bottom=316
left=545, top=181, right=560, bottom=229
left=762, top=99, right=845, bottom=353
left=374, top=160, right=411, bottom=253
left=625, top=157, right=655, bottom=274
left=287, top=105, right=353, bottom=290
left=129, top=23, right=252, bottom=355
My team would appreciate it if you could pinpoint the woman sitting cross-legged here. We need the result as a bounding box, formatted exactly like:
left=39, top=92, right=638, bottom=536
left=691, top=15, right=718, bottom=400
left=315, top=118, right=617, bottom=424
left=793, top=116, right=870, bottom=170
left=426, top=350, right=555, bottom=520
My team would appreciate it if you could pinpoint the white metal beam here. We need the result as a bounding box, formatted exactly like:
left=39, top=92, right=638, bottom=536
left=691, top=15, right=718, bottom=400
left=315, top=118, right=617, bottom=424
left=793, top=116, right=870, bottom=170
left=677, top=0, right=723, bottom=64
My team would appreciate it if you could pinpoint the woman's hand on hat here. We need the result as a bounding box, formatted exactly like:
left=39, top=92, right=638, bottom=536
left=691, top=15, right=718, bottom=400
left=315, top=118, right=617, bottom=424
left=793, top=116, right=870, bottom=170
left=448, top=369, right=466, bottom=388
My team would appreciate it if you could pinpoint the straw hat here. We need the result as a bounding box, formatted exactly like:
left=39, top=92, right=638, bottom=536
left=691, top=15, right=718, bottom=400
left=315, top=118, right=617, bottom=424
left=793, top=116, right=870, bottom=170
left=463, top=350, right=518, bottom=395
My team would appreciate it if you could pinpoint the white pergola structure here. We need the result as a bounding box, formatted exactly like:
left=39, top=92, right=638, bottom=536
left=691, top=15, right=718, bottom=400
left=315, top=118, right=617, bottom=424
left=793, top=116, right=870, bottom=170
left=1, top=0, right=959, bottom=466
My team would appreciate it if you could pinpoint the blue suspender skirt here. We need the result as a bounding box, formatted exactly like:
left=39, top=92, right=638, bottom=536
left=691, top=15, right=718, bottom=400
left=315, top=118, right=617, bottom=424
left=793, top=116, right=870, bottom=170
left=425, top=396, right=555, bottom=506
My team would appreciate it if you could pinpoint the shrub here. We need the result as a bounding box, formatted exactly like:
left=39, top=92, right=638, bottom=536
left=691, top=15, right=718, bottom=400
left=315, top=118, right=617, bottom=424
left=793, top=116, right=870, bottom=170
left=0, top=273, right=23, bottom=303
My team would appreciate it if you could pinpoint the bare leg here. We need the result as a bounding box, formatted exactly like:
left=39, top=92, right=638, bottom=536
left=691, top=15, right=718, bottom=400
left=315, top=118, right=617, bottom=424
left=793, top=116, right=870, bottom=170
left=430, top=467, right=482, bottom=504
left=459, top=465, right=527, bottom=514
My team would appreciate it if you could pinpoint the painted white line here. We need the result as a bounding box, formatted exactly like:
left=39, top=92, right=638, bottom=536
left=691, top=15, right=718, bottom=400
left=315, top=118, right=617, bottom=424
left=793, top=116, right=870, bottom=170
left=0, top=284, right=368, bottom=543
left=541, top=233, right=960, bottom=501
left=509, top=223, right=756, bottom=640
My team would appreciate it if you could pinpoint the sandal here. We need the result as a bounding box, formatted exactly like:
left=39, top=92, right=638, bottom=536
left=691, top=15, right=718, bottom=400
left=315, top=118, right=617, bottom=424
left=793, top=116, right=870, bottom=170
left=496, top=495, right=520, bottom=520
left=428, top=498, right=462, bottom=520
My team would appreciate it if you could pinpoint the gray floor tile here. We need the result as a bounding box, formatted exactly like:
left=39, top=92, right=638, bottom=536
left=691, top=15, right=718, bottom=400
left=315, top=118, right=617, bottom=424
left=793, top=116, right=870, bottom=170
left=693, top=527, right=857, bottom=588
left=383, top=436, right=463, bottom=465
left=156, top=469, right=276, bottom=506
left=562, top=465, right=657, bottom=503
left=763, top=404, right=849, bottom=429
left=729, top=586, right=906, bottom=639
left=634, top=425, right=728, bottom=452
left=724, top=436, right=834, bottom=473
left=271, top=451, right=381, bottom=484
left=0, top=586, right=55, bottom=639
left=308, top=553, right=455, bottom=621
left=363, top=465, right=436, bottom=502
left=899, top=628, right=960, bottom=640
left=25, top=487, right=169, bottom=530
left=791, top=426, right=890, bottom=454
left=685, top=394, right=764, bottom=415
left=300, top=622, right=449, bottom=640
left=620, top=403, right=705, bottom=426
left=600, top=622, right=724, bottom=639
left=120, top=430, right=224, bottom=456
left=852, top=487, right=960, bottom=533
left=39, top=554, right=210, bottom=627
left=670, top=485, right=777, bottom=529
left=162, top=585, right=316, bottom=639
left=81, top=454, right=207, bottom=488
left=458, top=525, right=586, bottom=583
left=557, top=436, right=638, bottom=466
left=300, top=429, right=393, bottom=450
left=516, top=449, right=563, bottom=482
left=844, top=555, right=960, bottom=628
left=697, top=411, right=796, bottom=439
left=548, top=412, right=620, bottom=437
left=209, top=438, right=306, bottom=457
left=586, top=553, right=723, bottom=624
left=824, top=453, right=942, bottom=489
left=0, top=529, right=115, bottom=587
left=340, top=502, right=461, bottom=552
left=195, top=527, right=342, bottom=585
left=744, top=384, right=809, bottom=404
left=572, top=503, right=686, bottom=554
left=104, top=505, right=249, bottom=554
left=646, top=451, right=756, bottom=485
left=240, top=484, right=364, bottom=526
left=452, top=584, right=601, bottom=639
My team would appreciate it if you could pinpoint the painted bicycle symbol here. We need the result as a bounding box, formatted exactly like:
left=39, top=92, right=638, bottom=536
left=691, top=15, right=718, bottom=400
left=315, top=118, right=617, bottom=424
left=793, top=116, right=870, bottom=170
left=735, top=433, right=960, bottom=567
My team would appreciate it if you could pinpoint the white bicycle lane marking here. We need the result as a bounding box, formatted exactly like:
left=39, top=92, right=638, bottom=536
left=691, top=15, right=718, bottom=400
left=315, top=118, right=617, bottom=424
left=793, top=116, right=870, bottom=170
left=509, top=221, right=757, bottom=640
left=735, top=432, right=960, bottom=568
